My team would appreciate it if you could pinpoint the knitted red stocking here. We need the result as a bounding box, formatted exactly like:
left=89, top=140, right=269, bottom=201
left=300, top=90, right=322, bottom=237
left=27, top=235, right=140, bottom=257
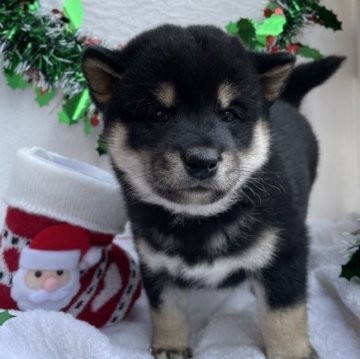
left=0, top=148, right=141, bottom=327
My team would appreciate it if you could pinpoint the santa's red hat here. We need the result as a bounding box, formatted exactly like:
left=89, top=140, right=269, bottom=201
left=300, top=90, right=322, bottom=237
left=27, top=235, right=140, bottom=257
left=19, top=224, right=102, bottom=270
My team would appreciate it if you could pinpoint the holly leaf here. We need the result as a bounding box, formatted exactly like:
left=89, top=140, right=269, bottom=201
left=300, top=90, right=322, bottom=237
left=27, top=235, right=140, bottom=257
left=58, top=110, right=71, bottom=125
left=96, top=135, right=108, bottom=156
left=28, top=0, right=40, bottom=12
left=0, top=311, right=15, bottom=326
left=256, top=14, right=286, bottom=38
left=59, top=90, right=91, bottom=125
left=4, top=70, right=31, bottom=90
left=297, top=45, right=323, bottom=60
left=64, top=0, right=84, bottom=30
left=226, top=21, right=239, bottom=35
left=35, top=88, right=57, bottom=107
left=236, top=19, right=257, bottom=48
left=340, top=247, right=360, bottom=281
left=313, top=4, right=342, bottom=31
left=83, top=117, right=92, bottom=136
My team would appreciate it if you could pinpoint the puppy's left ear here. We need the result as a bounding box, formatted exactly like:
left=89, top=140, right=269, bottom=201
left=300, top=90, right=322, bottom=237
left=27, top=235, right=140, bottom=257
left=82, top=46, right=124, bottom=110
left=249, top=52, right=295, bottom=102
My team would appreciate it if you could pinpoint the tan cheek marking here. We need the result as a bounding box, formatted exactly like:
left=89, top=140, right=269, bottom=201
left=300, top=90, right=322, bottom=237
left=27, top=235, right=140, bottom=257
left=253, top=281, right=312, bottom=359
left=237, top=119, right=271, bottom=182
left=155, top=82, right=176, bottom=107
left=106, top=122, right=147, bottom=173
left=150, top=287, right=190, bottom=351
left=217, top=82, right=239, bottom=108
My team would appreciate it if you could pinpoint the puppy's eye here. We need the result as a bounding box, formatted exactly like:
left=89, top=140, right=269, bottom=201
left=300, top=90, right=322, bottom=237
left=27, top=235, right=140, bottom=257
left=221, top=110, right=238, bottom=123
left=153, top=109, right=169, bottom=121
left=35, top=271, right=42, bottom=278
left=56, top=270, right=64, bottom=276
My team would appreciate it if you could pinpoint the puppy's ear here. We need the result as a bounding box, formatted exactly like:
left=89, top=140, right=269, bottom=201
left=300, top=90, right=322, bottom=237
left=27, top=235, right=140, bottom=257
left=82, top=46, right=124, bottom=110
left=250, top=52, right=295, bottom=102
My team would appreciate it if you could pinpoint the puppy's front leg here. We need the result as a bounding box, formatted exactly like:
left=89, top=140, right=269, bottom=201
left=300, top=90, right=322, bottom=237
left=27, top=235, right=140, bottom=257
left=254, top=290, right=318, bottom=359
left=141, top=268, right=191, bottom=359
left=150, top=285, right=191, bottom=359
left=253, top=246, right=318, bottom=359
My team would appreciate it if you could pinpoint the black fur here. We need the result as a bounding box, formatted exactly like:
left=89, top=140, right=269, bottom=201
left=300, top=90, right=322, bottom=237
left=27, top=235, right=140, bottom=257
left=82, top=24, right=343, bottom=358
left=281, top=56, right=345, bottom=108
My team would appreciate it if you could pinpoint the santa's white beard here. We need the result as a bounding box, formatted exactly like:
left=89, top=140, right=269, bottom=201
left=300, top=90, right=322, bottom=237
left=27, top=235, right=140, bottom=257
left=11, top=269, right=81, bottom=311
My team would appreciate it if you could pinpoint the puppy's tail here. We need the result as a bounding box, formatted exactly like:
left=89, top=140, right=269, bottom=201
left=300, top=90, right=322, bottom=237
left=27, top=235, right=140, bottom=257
left=281, top=56, right=345, bottom=108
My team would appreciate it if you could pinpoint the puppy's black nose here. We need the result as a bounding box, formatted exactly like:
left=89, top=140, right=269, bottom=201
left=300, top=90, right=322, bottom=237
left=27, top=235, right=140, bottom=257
left=184, top=148, right=219, bottom=179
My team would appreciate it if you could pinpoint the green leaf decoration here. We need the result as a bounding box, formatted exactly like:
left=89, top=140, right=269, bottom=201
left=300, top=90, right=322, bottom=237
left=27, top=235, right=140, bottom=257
left=64, top=0, right=84, bottom=30
left=96, top=135, right=108, bottom=156
left=4, top=70, right=31, bottom=90
left=0, top=311, right=15, bottom=326
left=58, top=90, right=91, bottom=125
left=236, top=19, right=257, bottom=48
left=297, top=45, right=323, bottom=60
left=58, top=110, right=71, bottom=125
left=28, top=0, right=40, bottom=12
left=340, top=247, right=360, bottom=281
left=312, top=4, right=342, bottom=31
left=35, top=88, right=57, bottom=107
left=254, top=14, right=286, bottom=47
left=226, top=22, right=239, bottom=35
left=83, top=117, right=92, bottom=136
left=256, top=14, right=286, bottom=37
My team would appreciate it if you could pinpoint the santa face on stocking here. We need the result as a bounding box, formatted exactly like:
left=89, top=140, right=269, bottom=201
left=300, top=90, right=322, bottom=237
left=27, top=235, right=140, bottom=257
left=10, top=224, right=101, bottom=312
left=12, top=267, right=80, bottom=311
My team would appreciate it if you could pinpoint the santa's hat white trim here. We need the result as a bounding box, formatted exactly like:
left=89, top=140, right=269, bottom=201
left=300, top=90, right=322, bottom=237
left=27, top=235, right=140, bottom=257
left=4, top=148, right=127, bottom=235
left=81, top=246, right=102, bottom=268
left=20, top=248, right=81, bottom=270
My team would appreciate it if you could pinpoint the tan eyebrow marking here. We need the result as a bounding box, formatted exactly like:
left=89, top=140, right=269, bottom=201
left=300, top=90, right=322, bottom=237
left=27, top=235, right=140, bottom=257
left=155, top=82, right=176, bottom=108
left=217, top=82, right=239, bottom=108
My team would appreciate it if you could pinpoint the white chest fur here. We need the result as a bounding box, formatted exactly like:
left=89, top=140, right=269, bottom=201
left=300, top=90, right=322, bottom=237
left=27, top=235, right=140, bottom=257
left=137, top=228, right=279, bottom=287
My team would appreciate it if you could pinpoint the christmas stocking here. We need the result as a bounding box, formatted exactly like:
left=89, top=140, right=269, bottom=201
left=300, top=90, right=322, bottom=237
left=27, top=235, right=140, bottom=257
left=0, top=147, right=141, bottom=328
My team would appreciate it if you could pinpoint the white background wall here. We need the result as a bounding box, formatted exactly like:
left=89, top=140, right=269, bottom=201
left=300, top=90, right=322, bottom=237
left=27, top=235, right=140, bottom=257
left=0, top=0, right=358, bottom=221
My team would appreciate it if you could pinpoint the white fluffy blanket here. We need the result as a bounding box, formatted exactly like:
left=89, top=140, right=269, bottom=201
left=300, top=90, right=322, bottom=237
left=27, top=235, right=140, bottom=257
left=1, top=218, right=360, bottom=359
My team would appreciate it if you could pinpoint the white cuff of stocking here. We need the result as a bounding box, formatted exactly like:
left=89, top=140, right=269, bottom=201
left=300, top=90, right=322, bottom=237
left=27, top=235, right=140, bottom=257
left=4, top=147, right=127, bottom=235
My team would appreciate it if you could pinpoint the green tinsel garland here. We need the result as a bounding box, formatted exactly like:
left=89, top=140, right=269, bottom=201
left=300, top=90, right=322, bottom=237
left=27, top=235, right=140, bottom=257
left=0, top=0, right=342, bottom=156
left=0, top=0, right=106, bottom=154
left=1, top=1, right=83, bottom=95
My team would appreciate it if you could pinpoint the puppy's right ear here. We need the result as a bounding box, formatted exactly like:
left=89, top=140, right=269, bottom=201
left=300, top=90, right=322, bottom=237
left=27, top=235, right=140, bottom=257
left=81, top=46, right=123, bottom=110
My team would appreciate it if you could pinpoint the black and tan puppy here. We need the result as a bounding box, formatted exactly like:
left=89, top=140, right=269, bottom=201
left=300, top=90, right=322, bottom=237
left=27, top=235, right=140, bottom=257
left=82, top=25, right=343, bottom=359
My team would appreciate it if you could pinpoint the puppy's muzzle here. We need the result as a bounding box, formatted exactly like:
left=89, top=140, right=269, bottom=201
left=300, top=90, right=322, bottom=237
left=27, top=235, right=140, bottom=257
left=182, top=148, right=219, bottom=180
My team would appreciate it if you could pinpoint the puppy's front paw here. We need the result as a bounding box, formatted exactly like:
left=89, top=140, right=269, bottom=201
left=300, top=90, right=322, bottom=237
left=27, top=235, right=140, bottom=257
left=268, top=346, right=319, bottom=359
left=150, top=347, right=192, bottom=359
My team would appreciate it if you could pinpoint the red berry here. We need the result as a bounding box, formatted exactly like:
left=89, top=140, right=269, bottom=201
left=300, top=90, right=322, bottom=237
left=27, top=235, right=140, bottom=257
left=264, top=8, right=273, bottom=18
left=308, top=13, right=316, bottom=21
left=84, top=37, right=101, bottom=47
left=271, top=46, right=280, bottom=53
left=90, top=116, right=100, bottom=127
left=274, top=7, right=284, bottom=15
left=287, top=44, right=299, bottom=54
left=266, top=35, right=276, bottom=47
